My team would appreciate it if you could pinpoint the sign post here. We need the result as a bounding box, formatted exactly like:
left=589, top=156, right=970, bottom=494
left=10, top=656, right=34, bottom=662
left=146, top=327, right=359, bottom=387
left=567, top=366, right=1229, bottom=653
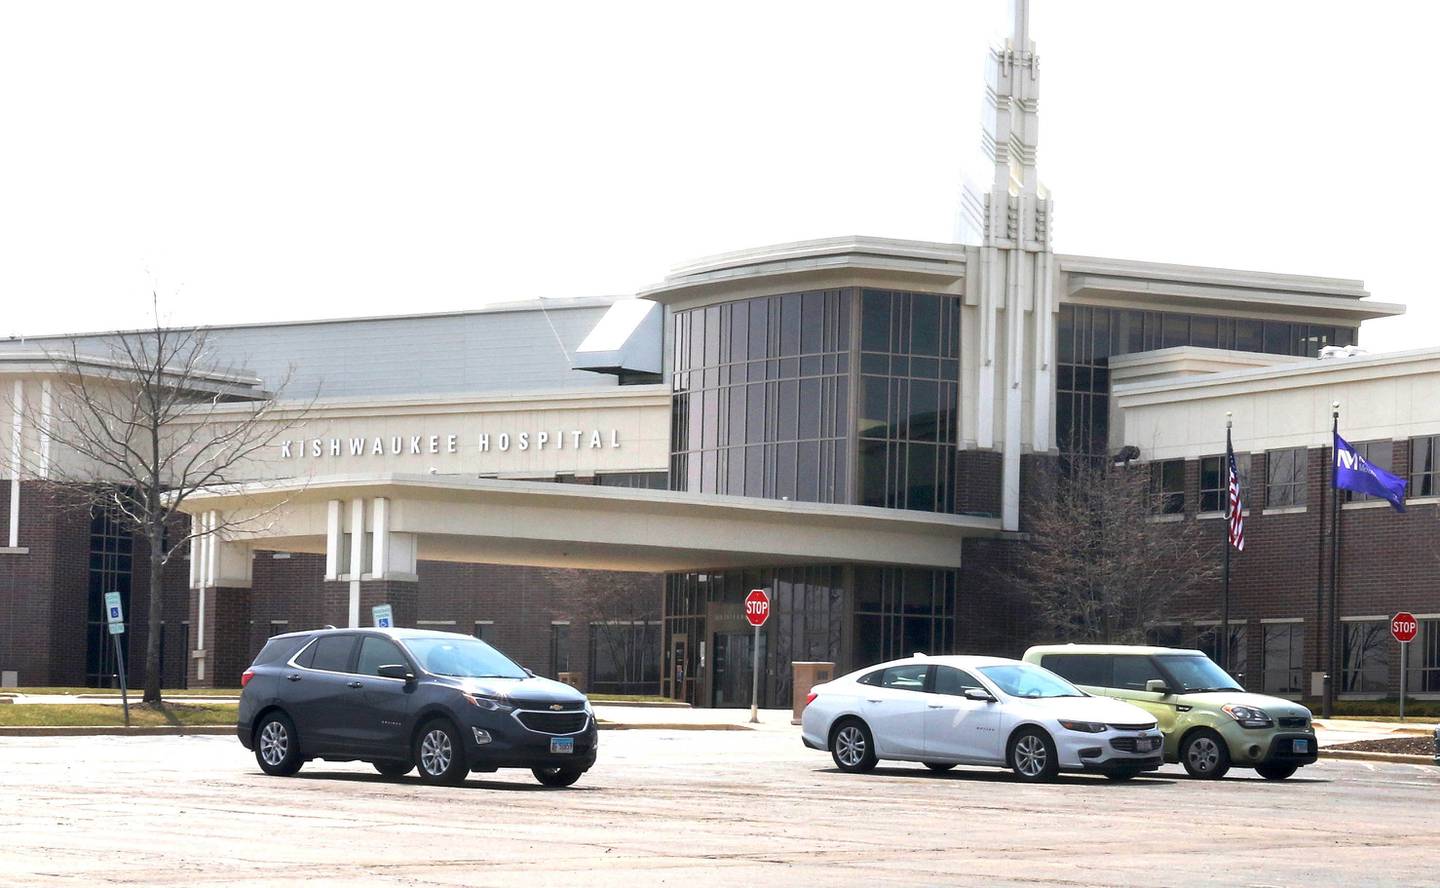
left=1392, top=612, right=1417, bottom=721
left=744, top=589, right=771, bottom=725
left=104, top=592, right=131, bottom=727
left=372, top=604, right=394, bottom=629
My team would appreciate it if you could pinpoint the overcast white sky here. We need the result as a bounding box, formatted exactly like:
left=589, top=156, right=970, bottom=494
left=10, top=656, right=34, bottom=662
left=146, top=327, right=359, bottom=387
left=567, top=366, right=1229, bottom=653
left=1, top=1, right=1434, bottom=350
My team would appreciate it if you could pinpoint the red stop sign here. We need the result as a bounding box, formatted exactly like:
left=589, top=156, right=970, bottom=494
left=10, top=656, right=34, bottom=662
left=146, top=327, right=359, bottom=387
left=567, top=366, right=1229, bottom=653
left=744, top=589, right=771, bottom=628
left=1392, top=612, right=1418, bottom=644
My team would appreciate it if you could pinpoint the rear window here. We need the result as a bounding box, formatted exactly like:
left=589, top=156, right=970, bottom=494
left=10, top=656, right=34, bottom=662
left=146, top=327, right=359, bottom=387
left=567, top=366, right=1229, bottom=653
left=251, top=635, right=311, bottom=667
left=307, top=635, right=358, bottom=673
left=880, top=665, right=929, bottom=692
left=1041, top=654, right=1111, bottom=687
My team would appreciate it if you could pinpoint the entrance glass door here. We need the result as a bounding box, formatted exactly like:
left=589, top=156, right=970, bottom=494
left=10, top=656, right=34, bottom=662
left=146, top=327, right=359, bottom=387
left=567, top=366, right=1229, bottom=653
left=712, top=631, right=767, bottom=709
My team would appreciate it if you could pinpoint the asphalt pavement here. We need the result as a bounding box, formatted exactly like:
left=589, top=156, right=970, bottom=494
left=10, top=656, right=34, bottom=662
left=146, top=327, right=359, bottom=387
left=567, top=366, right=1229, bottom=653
left=2, top=726, right=1438, bottom=887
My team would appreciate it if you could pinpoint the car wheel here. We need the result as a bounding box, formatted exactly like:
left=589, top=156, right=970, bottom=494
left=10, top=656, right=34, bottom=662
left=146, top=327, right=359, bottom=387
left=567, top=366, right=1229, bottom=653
left=254, top=712, right=303, bottom=777
left=924, top=762, right=957, bottom=772
left=830, top=719, right=878, bottom=773
left=1255, top=763, right=1298, bottom=781
left=1008, top=727, right=1060, bottom=783
left=414, top=720, right=468, bottom=786
left=1180, top=729, right=1231, bottom=779
left=532, top=766, right=584, bottom=788
left=373, top=760, right=414, bottom=779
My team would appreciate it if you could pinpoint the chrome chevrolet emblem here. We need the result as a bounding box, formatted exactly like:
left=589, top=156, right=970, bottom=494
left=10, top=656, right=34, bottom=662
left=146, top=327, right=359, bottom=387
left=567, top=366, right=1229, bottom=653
left=549, top=704, right=564, bottom=711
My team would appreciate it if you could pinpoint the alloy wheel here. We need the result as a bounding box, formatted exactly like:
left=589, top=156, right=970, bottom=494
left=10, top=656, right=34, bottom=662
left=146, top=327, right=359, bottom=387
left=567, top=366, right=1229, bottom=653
left=259, top=721, right=288, bottom=767
left=835, top=725, right=866, bottom=767
left=420, top=728, right=453, bottom=776
left=1014, top=734, right=1048, bottom=777
left=1187, top=736, right=1220, bottom=773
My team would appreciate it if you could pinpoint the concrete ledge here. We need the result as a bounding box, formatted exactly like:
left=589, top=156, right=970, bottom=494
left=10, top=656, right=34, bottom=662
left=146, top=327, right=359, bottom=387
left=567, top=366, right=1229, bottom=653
left=590, top=700, right=690, bottom=709
left=0, top=726, right=236, bottom=737
left=1320, top=749, right=1435, bottom=766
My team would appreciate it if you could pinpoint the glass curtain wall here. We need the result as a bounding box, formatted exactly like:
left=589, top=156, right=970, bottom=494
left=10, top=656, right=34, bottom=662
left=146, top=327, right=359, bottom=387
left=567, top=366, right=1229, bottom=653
left=1057, top=305, right=1357, bottom=457
left=85, top=504, right=134, bottom=688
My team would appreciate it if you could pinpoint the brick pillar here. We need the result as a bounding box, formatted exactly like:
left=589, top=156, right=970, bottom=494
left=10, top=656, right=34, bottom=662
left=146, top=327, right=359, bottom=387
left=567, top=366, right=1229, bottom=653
left=321, top=579, right=419, bottom=629
left=188, top=586, right=253, bottom=688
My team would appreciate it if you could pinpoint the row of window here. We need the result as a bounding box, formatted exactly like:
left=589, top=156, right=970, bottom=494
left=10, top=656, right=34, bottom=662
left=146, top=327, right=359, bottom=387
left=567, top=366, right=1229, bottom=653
left=1149, top=436, right=1440, bottom=514
left=1146, top=619, right=1440, bottom=695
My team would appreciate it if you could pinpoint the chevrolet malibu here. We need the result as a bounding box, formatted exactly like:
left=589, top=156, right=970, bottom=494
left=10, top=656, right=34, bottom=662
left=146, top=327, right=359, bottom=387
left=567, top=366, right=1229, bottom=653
left=801, top=655, right=1164, bottom=782
left=238, top=627, right=597, bottom=787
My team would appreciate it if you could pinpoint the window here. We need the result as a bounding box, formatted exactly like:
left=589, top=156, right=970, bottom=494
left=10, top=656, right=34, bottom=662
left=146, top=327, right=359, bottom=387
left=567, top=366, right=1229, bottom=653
left=1262, top=624, right=1304, bottom=694
left=857, top=669, right=884, bottom=687
left=1150, top=460, right=1185, bottom=513
left=589, top=622, right=661, bottom=695
left=473, top=621, right=493, bottom=642
left=549, top=623, right=571, bottom=676
left=1345, top=442, right=1394, bottom=503
left=267, top=620, right=290, bottom=638
left=1195, top=623, right=1248, bottom=678
left=1410, top=435, right=1440, bottom=498
left=933, top=666, right=985, bottom=696
left=880, top=664, right=930, bottom=692
left=1410, top=619, right=1440, bottom=693
left=1112, top=656, right=1165, bottom=691
left=1039, top=654, right=1110, bottom=687
left=1200, top=454, right=1250, bottom=513
left=1340, top=620, right=1389, bottom=693
left=356, top=636, right=407, bottom=676
left=1266, top=448, right=1308, bottom=507
left=308, top=635, right=357, bottom=673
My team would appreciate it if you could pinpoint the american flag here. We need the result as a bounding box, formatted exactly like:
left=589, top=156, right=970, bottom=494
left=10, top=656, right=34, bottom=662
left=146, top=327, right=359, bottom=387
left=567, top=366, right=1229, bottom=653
left=1226, top=440, right=1245, bottom=551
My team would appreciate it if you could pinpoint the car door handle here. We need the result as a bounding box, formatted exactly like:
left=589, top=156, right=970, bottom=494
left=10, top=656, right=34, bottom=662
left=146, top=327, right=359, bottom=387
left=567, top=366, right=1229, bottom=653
left=866, top=699, right=883, bottom=704
left=927, top=704, right=944, bottom=709
left=285, top=673, right=301, bottom=682
left=347, top=681, right=363, bottom=689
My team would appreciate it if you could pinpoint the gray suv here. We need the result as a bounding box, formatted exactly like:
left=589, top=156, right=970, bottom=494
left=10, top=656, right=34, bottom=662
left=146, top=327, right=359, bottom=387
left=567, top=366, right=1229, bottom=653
left=238, top=627, right=597, bottom=787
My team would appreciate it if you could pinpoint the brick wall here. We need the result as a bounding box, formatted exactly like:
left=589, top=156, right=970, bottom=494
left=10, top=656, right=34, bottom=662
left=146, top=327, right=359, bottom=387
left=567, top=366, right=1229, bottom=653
left=956, top=450, right=1003, bottom=517
left=0, top=482, right=91, bottom=687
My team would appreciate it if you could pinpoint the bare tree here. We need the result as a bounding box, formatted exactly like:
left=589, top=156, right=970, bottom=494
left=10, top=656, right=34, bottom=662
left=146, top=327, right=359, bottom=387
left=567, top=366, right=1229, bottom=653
left=566, top=574, right=661, bottom=694
left=4, top=303, right=305, bottom=702
left=1015, top=456, right=1223, bottom=644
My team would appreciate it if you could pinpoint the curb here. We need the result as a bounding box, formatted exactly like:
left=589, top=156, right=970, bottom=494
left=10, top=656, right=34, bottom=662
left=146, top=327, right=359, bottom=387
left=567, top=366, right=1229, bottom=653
left=598, top=722, right=751, bottom=732
left=1320, top=748, right=1435, bottom=766
left=591, top=701, right=692, bottom=709
left=0, top=726, right=235, bottom=737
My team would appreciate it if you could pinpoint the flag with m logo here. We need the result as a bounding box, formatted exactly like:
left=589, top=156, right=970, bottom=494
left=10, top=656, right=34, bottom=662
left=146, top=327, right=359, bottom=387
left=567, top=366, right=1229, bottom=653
left=1333, top=434, right=1408, bottom=512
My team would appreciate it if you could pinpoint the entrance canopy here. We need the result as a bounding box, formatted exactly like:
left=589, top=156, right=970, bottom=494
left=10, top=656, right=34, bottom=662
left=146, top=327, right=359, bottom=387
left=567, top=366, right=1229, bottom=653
left=179, top=473, right=1000, bottom=576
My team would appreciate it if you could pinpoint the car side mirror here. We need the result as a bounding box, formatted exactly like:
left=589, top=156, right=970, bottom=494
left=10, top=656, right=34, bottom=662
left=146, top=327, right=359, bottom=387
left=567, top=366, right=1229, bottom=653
left=524, top=667, right=536, bottom=678
left=377, top=664, right=415, bottom=682
left=963, top=688, right=995, bottom=703
left=1145, top=679, right=1171, bottom=695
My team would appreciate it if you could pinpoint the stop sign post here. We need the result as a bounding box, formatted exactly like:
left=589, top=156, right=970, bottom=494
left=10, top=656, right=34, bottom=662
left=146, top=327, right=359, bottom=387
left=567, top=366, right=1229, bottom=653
left=1394, top=612, right=1417, bottom=720
left=745, top=590, right=770, bottom=723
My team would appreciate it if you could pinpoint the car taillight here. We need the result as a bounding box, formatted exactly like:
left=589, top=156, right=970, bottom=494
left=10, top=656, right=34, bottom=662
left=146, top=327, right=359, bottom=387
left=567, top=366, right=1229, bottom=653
left=805, top=692, right=818, bottom=707
left=240, top=669, right=255, bottom=688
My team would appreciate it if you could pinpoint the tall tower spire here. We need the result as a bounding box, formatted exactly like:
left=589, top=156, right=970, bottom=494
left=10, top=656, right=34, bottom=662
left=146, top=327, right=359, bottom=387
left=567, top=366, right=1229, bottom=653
left=961, top=0, right=1056, bottom=532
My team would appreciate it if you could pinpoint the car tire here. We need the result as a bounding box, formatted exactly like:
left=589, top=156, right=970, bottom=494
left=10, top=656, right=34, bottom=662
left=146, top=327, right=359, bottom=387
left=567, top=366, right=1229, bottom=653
left=830, top=719, right=878, bottom=773
left=254, top=711, right=303, bottom=777
left=1180, top=729, right=1231, bottom=780
left=1255, top=763, right=1298, bottom=781
left=414, top=719, right=468, bottom=786
left=924, top=762, right=957, bottom=772
left=532, top=766, right=584, bottom=788
left=1008, top=727, right=1060, bottom=783
left=373, top=760, right=414, bottom=779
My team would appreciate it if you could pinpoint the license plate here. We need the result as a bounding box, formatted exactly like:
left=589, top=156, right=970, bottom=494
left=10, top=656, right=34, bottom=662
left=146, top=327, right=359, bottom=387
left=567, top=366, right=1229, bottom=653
left=1293, top=739, right=1309, bottom=754
left=1140, top=737, right=1159, bottom=751
left=550, top=737, right=574, bottom=754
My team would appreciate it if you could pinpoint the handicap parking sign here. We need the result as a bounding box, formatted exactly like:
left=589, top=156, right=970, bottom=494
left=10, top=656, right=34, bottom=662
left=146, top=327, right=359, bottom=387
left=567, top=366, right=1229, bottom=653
left=104, top=592, right=125, bottom=635
left=372, top=604, right=393, bottom=629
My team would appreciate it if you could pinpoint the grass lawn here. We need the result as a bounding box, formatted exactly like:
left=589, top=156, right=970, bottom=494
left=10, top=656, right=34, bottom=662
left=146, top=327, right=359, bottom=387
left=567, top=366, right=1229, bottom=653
left=1, top=687, right=240, bottom=697
left=0, top=702, right=238, bottom=727
left=588, top=694, right=675, bottom=704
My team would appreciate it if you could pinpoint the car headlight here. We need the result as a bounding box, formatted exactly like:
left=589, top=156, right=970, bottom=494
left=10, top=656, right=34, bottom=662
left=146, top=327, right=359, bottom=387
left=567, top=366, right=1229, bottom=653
left=1058, top=720, right=1107, bottom=733
left=1221, top=704, right=1273, bottom=729
left=462, top=691, right=514, bottom=713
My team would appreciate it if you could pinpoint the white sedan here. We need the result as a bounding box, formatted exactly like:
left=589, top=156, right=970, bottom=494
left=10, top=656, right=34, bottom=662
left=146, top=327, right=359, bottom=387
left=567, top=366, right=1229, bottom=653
left=800, top=655, right=1164, bottom=782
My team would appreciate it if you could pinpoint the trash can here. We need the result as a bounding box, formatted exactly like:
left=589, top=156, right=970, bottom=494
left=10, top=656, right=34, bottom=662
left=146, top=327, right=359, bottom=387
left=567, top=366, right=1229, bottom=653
left=791, top=661, right=835, bottom=725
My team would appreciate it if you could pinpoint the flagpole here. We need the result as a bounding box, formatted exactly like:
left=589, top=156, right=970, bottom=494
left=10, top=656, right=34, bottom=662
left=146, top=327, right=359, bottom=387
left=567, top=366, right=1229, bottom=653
left=1222, top=414, right=1232, bottom=674
left=1325, top=402, right=1340, bottom=720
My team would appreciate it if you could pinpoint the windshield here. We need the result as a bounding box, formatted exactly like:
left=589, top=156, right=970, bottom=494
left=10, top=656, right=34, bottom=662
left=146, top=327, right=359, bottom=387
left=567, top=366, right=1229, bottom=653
left=402, top=637, right=528, bottom=679
left=1156, top=654, right=1242, bottom=692
left=979, top=664, right=1084, bottom=699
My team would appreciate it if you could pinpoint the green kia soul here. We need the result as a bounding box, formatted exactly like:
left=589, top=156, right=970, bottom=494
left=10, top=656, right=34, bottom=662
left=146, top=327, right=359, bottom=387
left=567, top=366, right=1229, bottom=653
left=1022, top=644, right=1318, bottom=780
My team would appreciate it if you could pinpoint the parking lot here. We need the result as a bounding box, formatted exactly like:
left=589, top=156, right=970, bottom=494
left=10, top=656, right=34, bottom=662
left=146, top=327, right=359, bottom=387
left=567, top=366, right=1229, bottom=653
left=1, top=728, right=1437, bottom=887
